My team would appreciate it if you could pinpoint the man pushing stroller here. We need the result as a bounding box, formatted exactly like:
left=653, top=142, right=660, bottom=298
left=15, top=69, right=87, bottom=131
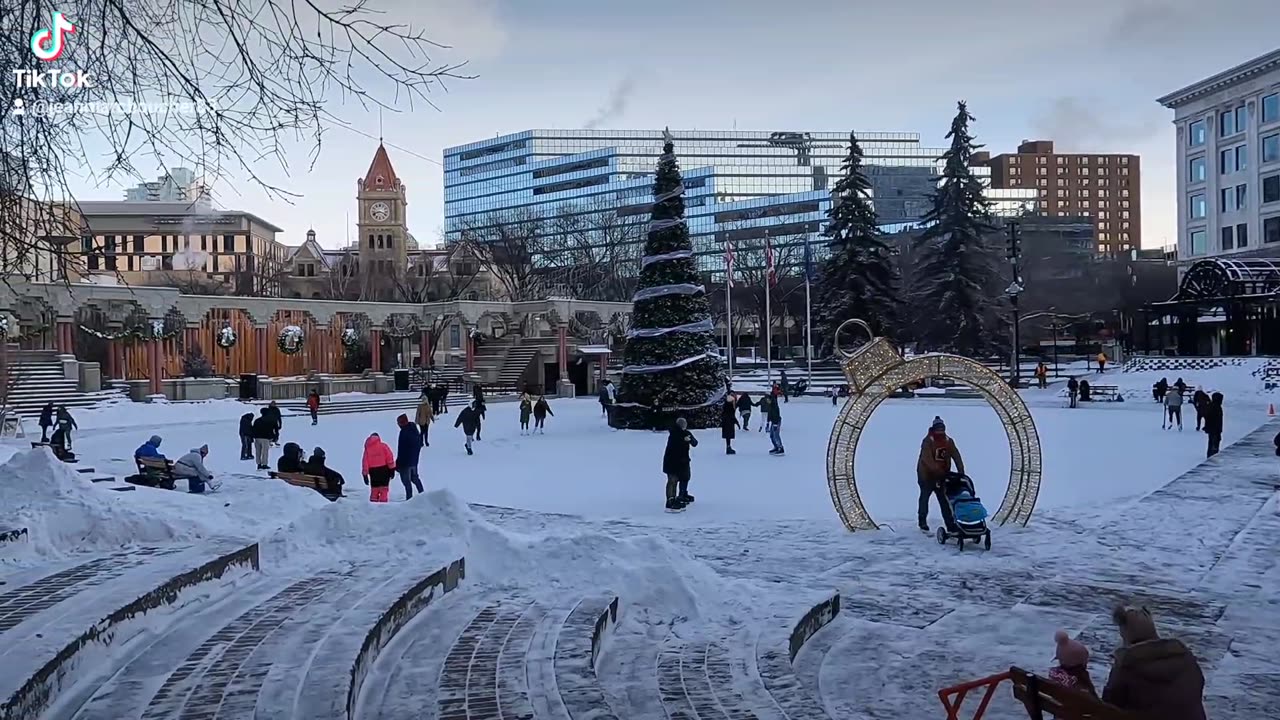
left=917, top=416, right=963, bottom=533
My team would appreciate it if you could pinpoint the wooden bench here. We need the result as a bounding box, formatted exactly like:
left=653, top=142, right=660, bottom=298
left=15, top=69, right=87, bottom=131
left=1009, top=666, right=1135, bottom=719
left=129, top=456, right=177, bottom=490
left=1084, top=385, right=1121, bottom=402
left=268, top=471, right=343, bottom=501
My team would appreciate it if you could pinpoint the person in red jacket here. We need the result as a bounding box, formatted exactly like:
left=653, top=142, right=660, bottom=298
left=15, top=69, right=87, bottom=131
left=306, top=390, right=320, bottom=426
left=361, top=432, right=395, bottom=502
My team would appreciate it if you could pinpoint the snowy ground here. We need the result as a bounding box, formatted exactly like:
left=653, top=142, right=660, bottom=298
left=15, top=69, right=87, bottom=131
left=2, top=362, right=1278, bottom=718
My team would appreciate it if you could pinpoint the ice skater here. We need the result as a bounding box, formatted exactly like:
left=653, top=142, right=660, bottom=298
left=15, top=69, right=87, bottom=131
left=1203, top=392, right=1224, bottom=458
left=764, top=393, right=784, bottom=455
left=238, top=412, right=254, bottom=460
left=533, top=395, right=553, bottom=433
left=599, top=380, right=615, bottom=422
left=1163, top=386, right=1183, bottom=430
left=416, top=392, right=433, bottom=447
left=1067, top=377, right=1079, bottom=408
left=736, top=391, right=755, bottom=430
left=454, top=401, right=481, bottom=455
left=306, top=390, right=320, bottom=425
left=519, top=393, right=533, bottom=435
left=663, top=416, right=698, bottom=511
left=720, top=394, right=739, bottom=455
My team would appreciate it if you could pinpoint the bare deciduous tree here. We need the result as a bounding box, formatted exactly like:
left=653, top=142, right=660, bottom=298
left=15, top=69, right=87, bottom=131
left=1, top=0, right=469, bottom=287
left=457, top=208, right=546, bottom=301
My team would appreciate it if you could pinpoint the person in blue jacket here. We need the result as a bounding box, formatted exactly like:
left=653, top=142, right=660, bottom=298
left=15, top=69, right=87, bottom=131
left=134, top=435, right=165, bottom=460
left=395, top=414, right=424, bottom=499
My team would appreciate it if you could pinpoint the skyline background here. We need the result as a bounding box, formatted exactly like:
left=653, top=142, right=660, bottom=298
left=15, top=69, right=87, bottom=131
left=58, top=0, right=1280, bottom=251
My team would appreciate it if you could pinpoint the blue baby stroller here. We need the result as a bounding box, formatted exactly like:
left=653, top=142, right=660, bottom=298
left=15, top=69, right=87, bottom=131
left=935, top=473, right=992, bottom=551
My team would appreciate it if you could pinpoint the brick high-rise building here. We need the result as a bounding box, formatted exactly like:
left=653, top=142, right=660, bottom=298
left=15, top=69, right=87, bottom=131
left=976, top=140, right=1141, bottom=256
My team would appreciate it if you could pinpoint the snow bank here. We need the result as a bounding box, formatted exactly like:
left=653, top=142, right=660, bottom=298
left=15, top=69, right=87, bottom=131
left=263, top=488, right=747, bottom=619
left=0, top=448, right=331, bottom=564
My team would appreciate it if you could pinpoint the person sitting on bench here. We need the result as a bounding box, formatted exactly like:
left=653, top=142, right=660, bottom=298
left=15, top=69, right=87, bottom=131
left=135, top=435, right=165, bottom=461
left=173, top=444, right=220, bottom=494
left=302, top=447, right=345, bottom=492
left=277, top=442, right=305, bottom=474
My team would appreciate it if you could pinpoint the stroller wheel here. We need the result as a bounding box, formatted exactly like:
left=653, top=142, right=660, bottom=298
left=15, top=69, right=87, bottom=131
left=936, top=527, right=947, bottom=545
left=984, top=532, right=992, bottom=550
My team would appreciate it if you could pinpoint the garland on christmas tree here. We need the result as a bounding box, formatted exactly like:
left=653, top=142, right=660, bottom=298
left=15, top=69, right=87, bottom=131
left=609, top=130, right=726, bottom=430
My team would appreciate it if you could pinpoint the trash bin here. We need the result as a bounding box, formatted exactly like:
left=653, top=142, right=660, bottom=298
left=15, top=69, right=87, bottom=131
left=393, top=368, right=410, bottom=392
left=239, top=373, right=259, bottom=400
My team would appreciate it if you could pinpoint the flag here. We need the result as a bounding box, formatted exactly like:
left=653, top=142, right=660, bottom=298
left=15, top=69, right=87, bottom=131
left=724, top=242, right=735, bottom=288
left=765, top=234, right=777, bottom=287
left=803, top=237, right=815, bottom=283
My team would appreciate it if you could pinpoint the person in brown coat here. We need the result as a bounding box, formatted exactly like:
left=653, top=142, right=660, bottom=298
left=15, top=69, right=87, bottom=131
left=1102, top=606, right=1206, bottom=720
left=916, top=416, right=963, bottom=532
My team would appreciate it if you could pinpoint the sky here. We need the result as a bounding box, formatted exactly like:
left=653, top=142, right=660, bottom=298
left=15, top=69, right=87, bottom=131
left=63, top=0, right=1280, bottom=251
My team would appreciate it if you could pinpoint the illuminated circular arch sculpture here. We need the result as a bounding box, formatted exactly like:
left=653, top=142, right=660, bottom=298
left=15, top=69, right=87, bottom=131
left=826, top=320, right=1043, bottom=531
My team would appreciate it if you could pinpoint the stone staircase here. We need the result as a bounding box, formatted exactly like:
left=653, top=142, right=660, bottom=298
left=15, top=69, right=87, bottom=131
left=2, top=349, right=126, bottom=419
left=497, top=343, right=541, bottom=389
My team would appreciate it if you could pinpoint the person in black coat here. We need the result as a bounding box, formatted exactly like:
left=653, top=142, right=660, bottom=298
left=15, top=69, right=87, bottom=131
left=471, top=385, right=486, bottom=440
left=532, top=396, right=553, bottom=433
left=277, top=442, right=305, bottom=473
left=303, top=447, right=345, bottom=492
left=238, top=412, right=255, bottom=460
left=395, top=414, right=424, bottom=499
left=263, top=401, right=283, bottom=444
left=1192, top=389, right=1210, bottom=431
left=662, top=416, right=698, bottom=510
left=1203, top=392, right=1224, bottom=458
left=454, top=402, right=481, bottom=455
left=735, top=392, right=755, bottom=430
left=1067, top=377, right=1080, bottom=408
left=38, top=402, right=54, bottom=442
left=720, top=396, right=739, bottom=455
left=250, top=410, right=277, bottom=469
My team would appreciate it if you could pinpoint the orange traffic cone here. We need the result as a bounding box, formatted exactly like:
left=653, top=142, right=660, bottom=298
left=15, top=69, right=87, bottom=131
left=1270, top=403, right=1276, bottom=417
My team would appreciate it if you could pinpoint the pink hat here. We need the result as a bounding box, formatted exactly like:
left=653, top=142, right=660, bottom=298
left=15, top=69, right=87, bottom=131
left=1054, top=630, right=1089, bottom=667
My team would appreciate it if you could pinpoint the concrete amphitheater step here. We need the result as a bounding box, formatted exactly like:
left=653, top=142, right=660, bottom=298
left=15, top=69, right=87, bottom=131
left=358, top=588, right=621, bottom=720
left=64, top=557, right=464, bottom=720
left=0, top=541, right=260, bottom=720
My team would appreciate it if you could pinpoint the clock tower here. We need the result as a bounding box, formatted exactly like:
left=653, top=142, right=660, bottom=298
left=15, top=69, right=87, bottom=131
left=356, top=142, right=408, bottom=297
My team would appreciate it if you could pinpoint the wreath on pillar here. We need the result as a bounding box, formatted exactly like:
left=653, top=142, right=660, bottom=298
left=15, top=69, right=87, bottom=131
left=277, top=325, right=305, bottom=355
left=216, top=325, right=238, bottom=349
left=340, top=327, right=361, bottom=351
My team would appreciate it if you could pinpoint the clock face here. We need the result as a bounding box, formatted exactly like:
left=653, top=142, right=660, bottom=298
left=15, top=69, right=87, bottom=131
left=370, top=201, right=390, bottom=222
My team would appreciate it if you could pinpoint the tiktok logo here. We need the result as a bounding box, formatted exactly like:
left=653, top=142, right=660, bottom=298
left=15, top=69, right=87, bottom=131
left=30, top=11, right=76, bottom=62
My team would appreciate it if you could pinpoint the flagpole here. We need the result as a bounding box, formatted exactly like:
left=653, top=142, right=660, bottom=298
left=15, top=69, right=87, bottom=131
left=725, top=245, right=734, bottom=383
left=764, top=230, right=772, bottom=385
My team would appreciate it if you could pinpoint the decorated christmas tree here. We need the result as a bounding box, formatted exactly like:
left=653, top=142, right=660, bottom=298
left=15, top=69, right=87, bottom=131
left=610, top=131, right=726, bottom=429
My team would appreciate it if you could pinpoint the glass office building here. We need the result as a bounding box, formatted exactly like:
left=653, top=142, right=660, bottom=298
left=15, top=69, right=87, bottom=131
left=443, top=129, right=1037, bottom=280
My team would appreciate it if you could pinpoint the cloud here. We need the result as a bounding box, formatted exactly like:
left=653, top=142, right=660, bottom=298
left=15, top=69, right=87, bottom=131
left=583, top=75, right=638, bottom=129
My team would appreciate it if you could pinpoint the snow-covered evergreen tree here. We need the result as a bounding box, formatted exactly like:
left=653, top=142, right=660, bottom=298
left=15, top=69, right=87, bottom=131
left=912, top=101, right=1002, bottom=356
left=610, top=132, right=725, bottom=429
left=813, top=132, right=902, bottom=351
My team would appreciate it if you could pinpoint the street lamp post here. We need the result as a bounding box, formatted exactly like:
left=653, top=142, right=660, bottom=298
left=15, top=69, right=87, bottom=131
left=1005, top=220, right=1024, bottom=387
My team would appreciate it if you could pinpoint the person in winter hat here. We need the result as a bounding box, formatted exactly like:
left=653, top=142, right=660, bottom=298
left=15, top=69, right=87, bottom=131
left=54, top=406, right=76, bottom=450
left=277, top=442, right=305, bottom=473
left=174, top=445, right=220, bottom=494
left=454, top=401, right=481, bottom=455
left=361, top=432, right=395, bottom=503
left=395, top=414, right=424, bottom=499
left=1203, top=392, right=1224, bottom=457
left=238, top=412, right=255, bottom=460
left=1102, top=606, right=1206, bottom=719
left=720, top=394, right=739, bottom=455
left=916, top=416, right=962, bottom=532
left=532, top=396, right=553, bottom=433
left=662, top=416, right=698, bottom=511
left=1066, top=377, right=1080, bottom=408
left=764, top=393, right=784, bottom=455
left=263, top=401, right=283, bottom=444
left=1192, top=389, right=1210, bottom=431
left=303, top=447, right=345, bottom=492
left=1048, top=630, right=1096, bottom=697
left=1163, top=382, right=1183, bottom=431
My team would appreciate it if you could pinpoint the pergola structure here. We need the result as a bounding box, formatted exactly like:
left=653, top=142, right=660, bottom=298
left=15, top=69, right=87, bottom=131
left=1142, top=258, right=1280, bottom=356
